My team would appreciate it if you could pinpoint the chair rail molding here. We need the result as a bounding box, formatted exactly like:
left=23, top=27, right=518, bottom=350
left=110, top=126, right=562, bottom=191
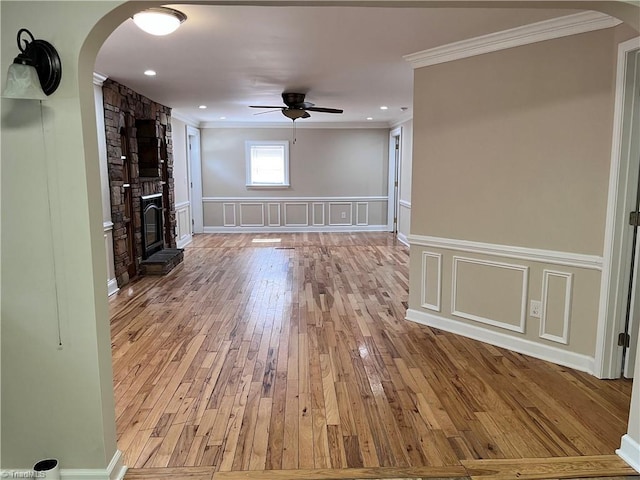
left=408, top=234, right=603, bottom=271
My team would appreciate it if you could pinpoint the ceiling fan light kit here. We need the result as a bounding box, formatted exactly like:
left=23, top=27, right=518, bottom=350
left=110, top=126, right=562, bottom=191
left=132, top=7, right=187, bottom=36
left=250, top=92, right=343, bottom=121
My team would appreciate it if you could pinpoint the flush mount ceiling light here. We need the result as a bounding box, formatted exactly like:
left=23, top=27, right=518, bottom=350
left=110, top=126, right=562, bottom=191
left=132, top=7, right=187, bottom=36
left=2, top=28, right=62, bottom=100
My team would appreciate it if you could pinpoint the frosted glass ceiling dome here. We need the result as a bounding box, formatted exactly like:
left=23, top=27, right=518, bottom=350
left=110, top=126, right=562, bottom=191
left=132, top=7, right=187, bottom=36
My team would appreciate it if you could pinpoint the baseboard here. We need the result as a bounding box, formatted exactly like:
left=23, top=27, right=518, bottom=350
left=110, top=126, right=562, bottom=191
left=406, top=308, right=595, bottom=374
left=617, top=434, right=640, bottom=473
left=203, top=225, right=389, bottom=234
left=107, top=278, right=119, bottom=297
left=59, top=450, right=127, bottom=480
left=397, top=232, right=410, bottom=247
left=177, top=234, right=193, bottom=249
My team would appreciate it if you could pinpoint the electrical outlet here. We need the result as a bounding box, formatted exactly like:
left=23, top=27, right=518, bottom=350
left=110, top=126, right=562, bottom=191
left=530, top=300, right=542, bottom=318
left=341, top=212, right=347, bottom=219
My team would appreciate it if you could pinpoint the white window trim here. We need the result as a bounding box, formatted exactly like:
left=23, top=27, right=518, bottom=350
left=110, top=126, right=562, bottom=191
left=245, top=140, right=290, bottom=188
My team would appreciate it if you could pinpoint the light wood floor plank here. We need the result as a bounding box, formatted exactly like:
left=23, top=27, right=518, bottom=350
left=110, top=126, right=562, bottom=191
left=462, top=455, right=637, bottom=480
left=111, top=233, right=632, bottom=473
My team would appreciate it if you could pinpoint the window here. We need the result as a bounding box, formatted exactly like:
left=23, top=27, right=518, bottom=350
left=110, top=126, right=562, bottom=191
left=245, top=141, right=289, bottom=187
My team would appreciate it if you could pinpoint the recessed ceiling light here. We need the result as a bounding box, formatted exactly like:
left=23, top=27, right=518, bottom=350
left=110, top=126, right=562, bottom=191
left=144, top=70, right=156, bottom=76
left=219, top=116, right=226, bottom=120
left=366, top=117, right=373, bottom=121
left=132, top=7, right=187, bottom=36
left=198, top=105, right=207, bottom=109
left=380, top=106, right=388, bottom=110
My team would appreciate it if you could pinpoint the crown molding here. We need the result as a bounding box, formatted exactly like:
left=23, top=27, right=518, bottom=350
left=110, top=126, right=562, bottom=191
left=389, top=111, right=413, bottom=128
left=404, top=11, right=622, bottom=69
left=93, top=72, right=108, bottom=86
left=170, top=110, right=201, bottom=128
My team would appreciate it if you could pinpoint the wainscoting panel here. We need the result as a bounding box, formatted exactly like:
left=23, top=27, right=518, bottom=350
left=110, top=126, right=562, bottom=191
left=452, top=256, right=528, bottom=333
left=202, top=197, right=388, bottom=232
left=329, top=202, right=353, bottom=226
left=421, top=251, right=442, bottom=312
left=176, top=201, right=192, bottom=249
left=239, top=203, right=265, bottom=227
left=312, top=202, right=325, bottom=226
left=540, top=269, right=573, bottom=344
left=268, top=203, right=281, bottom=227
left=223, top=203, right=236, bottom=227
left=104, top=221, right=118, bottom=296
left=356, top=202, right=369, bottom=226
left=284, top=203, right=309, bottom=226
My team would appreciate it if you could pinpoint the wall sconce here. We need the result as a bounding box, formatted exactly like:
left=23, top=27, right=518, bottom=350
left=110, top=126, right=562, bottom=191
left=2, top=28, right=62, bottom=100
left=132, top=7, right=187, bottom=36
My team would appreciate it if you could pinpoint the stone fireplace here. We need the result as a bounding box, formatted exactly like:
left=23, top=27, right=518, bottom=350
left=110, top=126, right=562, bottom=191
left=102, top=79, right=180, bottom=286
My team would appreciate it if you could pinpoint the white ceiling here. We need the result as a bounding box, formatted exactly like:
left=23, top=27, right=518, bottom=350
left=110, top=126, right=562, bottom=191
left=94, top=4, right=581, bottom=127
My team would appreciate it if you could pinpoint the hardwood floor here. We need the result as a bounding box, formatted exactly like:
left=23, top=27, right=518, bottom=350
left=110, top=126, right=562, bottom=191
left=110, top=233, right=633, bottom=475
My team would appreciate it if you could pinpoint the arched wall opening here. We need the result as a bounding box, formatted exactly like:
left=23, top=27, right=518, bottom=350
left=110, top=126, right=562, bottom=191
left=1, top=0, right=638, bottom=471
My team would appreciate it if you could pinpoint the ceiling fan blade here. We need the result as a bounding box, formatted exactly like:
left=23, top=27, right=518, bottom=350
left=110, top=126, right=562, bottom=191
left=306, top=107, right=343, bottom=114
left=253, top=109, right=283, bottom=116
left=249, top=105, right=284, bottom=109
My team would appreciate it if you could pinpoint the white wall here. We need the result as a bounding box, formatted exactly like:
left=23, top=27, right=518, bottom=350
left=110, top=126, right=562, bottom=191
left=171, top=116, right=192, bottom=248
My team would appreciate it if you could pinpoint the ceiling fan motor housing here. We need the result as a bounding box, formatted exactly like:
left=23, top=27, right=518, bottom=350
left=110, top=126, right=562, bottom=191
left=282, top=92, right=307, bottom=107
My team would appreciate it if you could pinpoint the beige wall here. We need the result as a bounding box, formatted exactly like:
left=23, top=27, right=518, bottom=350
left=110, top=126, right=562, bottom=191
left=411, top=26, right=636, bottom=254
left=200, top=127, right=389, bottom=230
left=408, top=25, right=638, bottom=369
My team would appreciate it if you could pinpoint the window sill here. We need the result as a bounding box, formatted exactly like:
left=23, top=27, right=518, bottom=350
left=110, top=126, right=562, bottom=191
left=246, top=184, right=291, bottom=189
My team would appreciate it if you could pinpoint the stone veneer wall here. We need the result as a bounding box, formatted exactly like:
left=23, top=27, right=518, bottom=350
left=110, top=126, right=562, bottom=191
left=103, top=78, right=176, bottom=287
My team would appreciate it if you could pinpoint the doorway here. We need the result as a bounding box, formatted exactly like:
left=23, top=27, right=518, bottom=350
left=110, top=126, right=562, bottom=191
left=187, top=125, right=203, bottom=234
left=388, top=127, right=402, bottom=235
left=599, top=38, right=640, bottom=379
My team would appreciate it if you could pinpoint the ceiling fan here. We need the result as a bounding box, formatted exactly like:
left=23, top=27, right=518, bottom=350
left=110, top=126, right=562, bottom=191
left=250, top=92, right=343, bottom=120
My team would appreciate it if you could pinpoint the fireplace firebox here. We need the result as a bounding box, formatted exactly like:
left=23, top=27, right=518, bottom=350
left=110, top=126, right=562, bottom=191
left=141, top=194, right=164, bottom=259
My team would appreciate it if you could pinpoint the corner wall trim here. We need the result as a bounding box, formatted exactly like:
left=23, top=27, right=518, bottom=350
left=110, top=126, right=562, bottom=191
left=407, top=234, right=603, bottom=270
left=617, top=434, right=640, bottom=473
left=404, top=11, right=622, bottom=69
left=59, top=449, right=127, bottom=479
left=405, top=308, right=595, bottom=375
left=107, top=278, right=119, bottom=297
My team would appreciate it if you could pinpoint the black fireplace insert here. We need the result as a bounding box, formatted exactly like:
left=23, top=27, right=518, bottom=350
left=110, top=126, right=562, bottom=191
left=141, top=193, right=163, bottom=259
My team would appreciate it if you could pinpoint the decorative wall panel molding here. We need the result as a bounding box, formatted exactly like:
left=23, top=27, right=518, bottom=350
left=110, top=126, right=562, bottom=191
left=540, top=269, right=573, bottom=345
left=223, top=203, right=236, bottom=227
left=356, top=202, right=369, bottom=226
left=268, top=203, right=281, bottom=226
left=452, top=256, right=529, bottom=333
left=239, top=203, right=265, bottom=227
left=176, top=201, right=192, bottom=249
left=421, top=251, right=442, bottom=312
left=284, top=203, right=309, bottom=226
left=203, top=196, right=387, bottom=232
left=312, top=203, right=325, bottom=226
left=408, top=234, right=602, bottom=270
left=329, top=202, right=353, bottom=226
